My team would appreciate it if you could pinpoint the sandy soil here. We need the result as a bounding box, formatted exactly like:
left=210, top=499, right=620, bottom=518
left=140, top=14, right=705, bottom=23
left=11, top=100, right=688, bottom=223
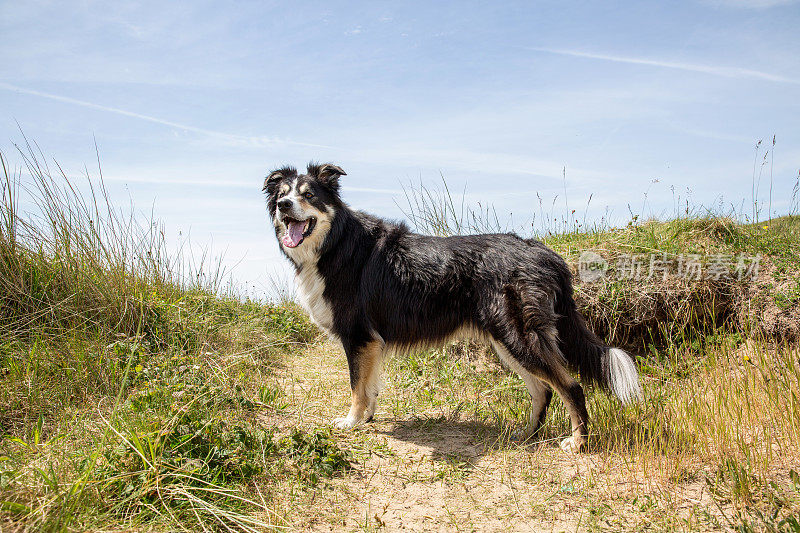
left=259, top=341, right=734, bottom=532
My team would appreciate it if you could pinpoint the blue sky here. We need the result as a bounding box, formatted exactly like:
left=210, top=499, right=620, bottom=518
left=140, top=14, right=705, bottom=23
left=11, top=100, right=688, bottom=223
left=2, top=0, right=799, bottom=297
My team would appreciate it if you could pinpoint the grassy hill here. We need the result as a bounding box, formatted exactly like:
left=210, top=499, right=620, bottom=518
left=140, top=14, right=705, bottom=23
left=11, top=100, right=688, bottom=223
left=1, top=151, right=799, bottom=531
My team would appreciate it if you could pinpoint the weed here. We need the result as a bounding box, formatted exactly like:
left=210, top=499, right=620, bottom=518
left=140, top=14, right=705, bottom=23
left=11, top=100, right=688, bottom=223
left=264, top=302, right=319, bottom=345
left=2, top=142, right=800, bottom=531
left=280, top=428, right=353, bottom=484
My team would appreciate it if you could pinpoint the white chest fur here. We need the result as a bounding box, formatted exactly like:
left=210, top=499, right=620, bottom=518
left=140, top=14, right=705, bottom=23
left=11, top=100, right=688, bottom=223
left=295, top=262, right=335, bottom=335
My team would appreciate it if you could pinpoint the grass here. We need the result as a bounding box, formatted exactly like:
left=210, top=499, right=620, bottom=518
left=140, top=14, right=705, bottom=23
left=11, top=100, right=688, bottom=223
left=1, top=144, right=799, bottom=531
left=404, top=178, right=800, bottom=348
left=0, top=145, right=346, bottom=531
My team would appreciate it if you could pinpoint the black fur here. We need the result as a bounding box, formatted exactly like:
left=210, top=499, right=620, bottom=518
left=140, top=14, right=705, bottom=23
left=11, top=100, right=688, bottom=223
left=264, top=163, right=640, bottom=449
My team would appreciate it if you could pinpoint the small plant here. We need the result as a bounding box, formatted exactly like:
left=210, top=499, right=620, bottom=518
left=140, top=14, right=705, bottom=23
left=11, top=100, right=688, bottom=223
left=265, top=302, right=318, bottom=344
left=280, top=428, right=353, bottom=484
left=722, top=469, right=800, bottom=532
left=259, top=384, right=289, bottom=410
left=96, top=402, right=352, bottom=529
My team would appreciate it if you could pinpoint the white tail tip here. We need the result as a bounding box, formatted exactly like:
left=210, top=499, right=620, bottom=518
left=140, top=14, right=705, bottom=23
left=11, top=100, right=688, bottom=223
left=608, top=348, right=643, bottom=404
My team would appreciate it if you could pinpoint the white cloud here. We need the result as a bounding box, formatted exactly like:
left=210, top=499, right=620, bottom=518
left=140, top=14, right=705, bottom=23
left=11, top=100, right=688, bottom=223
left=529, top=47, right=800, bottom=85
left=344, top=144, right=607, bottom=183
left=0, top=81, right=332, bottom=149
left=703, top=0, right=799, bottom=8
left=345, top=186, right=405, bottom=195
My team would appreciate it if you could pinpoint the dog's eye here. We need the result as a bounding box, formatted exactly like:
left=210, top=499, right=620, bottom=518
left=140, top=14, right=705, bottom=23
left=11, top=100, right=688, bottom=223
left=303, top=191, right=314, bottom=199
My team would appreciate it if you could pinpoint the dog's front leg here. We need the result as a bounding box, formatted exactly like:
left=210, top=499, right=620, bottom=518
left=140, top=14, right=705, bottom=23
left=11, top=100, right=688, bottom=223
left=333, top=339, right=384, bottom=429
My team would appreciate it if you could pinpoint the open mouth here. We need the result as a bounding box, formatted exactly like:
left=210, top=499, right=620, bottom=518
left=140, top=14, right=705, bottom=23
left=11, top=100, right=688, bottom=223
left=281, top=216, right=316, bottom=248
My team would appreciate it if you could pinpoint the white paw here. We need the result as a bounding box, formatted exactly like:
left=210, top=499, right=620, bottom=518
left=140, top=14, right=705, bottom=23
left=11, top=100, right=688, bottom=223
left=559, top=436, right=586, bottom=453
left=333, top=415, right=358, bottom=429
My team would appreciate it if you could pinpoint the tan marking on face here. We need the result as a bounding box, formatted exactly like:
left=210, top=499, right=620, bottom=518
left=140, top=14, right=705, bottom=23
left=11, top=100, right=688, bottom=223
left=278, top=183, right=290, bottom=196
left=298, top=183, right=310, bottom=195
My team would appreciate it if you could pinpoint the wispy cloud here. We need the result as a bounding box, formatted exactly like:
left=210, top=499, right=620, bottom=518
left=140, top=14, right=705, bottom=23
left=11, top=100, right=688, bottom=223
left=0, top=81, right=332, bottom=149
left=346, top=145, right=608, bottom=182
left=345, top=186, right=405, bottom=195
left=704, top=0, right=799, bottom=8
left=528, top=48, right=800, bottom=85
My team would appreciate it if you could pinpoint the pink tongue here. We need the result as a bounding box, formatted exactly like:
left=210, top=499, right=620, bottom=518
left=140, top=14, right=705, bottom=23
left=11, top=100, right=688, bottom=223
left=282, top=220, right=305, bottom=248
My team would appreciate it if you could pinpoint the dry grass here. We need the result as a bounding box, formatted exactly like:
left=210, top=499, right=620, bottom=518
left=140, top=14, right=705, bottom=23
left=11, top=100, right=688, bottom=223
left=246, top=334, right=800, bottom=531
left=0, top=145, right=326, bottom=532
left=1, top=146, right=799, bottom=531
left=402, top=179, right=800, bottom=349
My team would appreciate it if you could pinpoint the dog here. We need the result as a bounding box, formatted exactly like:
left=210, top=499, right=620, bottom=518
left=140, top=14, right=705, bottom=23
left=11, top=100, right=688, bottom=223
left=263, top=163, right=642, bottom=452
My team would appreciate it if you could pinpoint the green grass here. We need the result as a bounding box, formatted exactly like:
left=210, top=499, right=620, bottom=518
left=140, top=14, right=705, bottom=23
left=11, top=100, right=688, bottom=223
left=543, top=215, right=800, bottom=276
left=401, top=178, right=800, bottom=349
left=551, top=216, right=800, bottom=349
left=0, top=146, right=345, bottom=531
left=1, top=146, right=799, bottom=531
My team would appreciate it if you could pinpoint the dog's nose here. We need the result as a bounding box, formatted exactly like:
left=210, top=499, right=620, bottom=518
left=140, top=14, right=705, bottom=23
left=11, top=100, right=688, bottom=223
left=277, top=198, right=292, bottom=212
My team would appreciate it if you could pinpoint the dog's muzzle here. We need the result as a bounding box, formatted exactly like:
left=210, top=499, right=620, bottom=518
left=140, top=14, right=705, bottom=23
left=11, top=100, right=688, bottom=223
left=281, top=215, right=317, bottom=248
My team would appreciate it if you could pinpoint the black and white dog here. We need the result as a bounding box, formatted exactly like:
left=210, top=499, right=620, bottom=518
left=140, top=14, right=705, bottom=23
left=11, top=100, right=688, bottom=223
left=263, top=163, right=641, bottom=452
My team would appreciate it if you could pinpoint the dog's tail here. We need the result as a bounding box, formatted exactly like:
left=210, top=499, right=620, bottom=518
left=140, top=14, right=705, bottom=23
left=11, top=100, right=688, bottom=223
left=557, top=305, right=643, bottom=404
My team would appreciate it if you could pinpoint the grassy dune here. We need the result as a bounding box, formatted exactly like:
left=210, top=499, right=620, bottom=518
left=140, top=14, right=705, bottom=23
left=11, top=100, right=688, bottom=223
left=1, top=149, right=799, bottom=531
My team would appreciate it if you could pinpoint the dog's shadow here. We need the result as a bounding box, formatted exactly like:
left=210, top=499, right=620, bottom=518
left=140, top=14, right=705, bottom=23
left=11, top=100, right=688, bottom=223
left=374, top=412, right=685, bottom=461
left=375, top=416, right=521, bottom=466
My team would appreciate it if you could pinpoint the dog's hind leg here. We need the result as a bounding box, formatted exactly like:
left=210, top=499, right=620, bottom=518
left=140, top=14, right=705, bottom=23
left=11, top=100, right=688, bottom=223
left=500, top=283, right=590, bottom=452
left=334, top=338, right=384, bottom=429
left=491, top=323, right=589, bottom=451
left=491, top=340, right=553, bottom=440
left=540, top=365, right=589, bottom=453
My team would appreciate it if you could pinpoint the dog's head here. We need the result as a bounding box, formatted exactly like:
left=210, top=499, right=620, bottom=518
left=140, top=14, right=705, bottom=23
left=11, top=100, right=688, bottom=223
left=263, top=162, right=346, bottom=263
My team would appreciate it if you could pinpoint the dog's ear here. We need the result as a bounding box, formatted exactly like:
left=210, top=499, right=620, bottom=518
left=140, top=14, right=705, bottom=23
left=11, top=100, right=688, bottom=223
left=263, top=169, right=286, bottom=194
left=316, top=163, right=346, bottom=191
